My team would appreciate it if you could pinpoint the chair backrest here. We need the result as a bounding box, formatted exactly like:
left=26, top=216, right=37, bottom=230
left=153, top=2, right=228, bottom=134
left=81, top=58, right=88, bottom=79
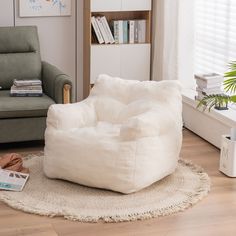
left=89, top=74, right=182, bottom=123
left=0, top=26, right=42, bottom=89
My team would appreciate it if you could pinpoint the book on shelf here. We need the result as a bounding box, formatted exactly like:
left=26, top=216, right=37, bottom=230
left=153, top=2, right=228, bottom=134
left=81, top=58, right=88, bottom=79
left=112, top=21, right=119, bottom=44
left=112, top=20, right=124, bottom=44
left=100, top=16, right=115, bottom=44
left=130, top=19, right=147, bottom=44
left=96, top=16, right=110, bottom=44
left=129, top=20, right=135, bottom=43
left=134, top=20, right=139, bottom=43
left=123, top=20, right=128, bottom=44
left=118, top=21, right=123, bottom=44
left=91, top=16, right=104, bottom=44
left=138, top=20, right=146, bottom=43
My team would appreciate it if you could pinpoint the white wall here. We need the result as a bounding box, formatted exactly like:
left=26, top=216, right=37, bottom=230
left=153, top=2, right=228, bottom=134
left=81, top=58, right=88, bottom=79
left=0, top=0, right=83, bottom=100
left=0, top=0, right=14, bottom=26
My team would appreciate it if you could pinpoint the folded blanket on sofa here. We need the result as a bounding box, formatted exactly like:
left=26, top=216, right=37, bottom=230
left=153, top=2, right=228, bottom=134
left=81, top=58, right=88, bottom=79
left=0, top=153, right=29, bottom=173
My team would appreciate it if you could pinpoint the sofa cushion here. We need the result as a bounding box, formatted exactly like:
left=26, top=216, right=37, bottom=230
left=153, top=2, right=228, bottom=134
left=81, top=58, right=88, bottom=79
left=0, top=26, right=42, bottom=89
left=0, top=90, right=55, bottom=119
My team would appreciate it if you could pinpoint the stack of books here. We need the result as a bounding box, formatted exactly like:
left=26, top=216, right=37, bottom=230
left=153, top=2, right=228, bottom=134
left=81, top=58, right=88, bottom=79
left=91, top=16, right=115, bottom=44
left=112, top=19, right=146, bottom=44
left=10, top=79, right=43, bottom=97
left=91, top=15, right=146, bottom=44
left=195, top=73, right=224, bottom=100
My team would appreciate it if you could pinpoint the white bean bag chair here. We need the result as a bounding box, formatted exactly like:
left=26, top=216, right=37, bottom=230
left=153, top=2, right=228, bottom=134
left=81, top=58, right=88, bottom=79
left=44, top=75, right=182, bottom=194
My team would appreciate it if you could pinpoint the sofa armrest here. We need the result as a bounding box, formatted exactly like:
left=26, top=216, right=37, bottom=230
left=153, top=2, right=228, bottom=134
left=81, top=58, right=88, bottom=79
left=42, top=61, right=72, bottom=104
left=47, top=101, right=97, bottom=130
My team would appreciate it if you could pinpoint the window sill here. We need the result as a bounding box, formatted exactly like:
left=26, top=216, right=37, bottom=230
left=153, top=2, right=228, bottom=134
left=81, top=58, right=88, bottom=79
left=182, top=88, right=236, bottom=128
left=182, top=88, right=236, bottom=148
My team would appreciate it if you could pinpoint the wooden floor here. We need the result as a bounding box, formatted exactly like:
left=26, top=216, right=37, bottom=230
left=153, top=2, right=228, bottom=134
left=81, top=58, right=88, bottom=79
left=0, top=129, right=236, bottom=236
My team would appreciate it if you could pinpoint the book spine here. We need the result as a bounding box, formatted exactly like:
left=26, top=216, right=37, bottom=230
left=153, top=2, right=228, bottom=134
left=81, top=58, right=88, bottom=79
left=129, top=20, right=135, bottom=44
left=96, top=17, right=110, bottom=44
left=196, top=81, right=222, bottom=88
left=10, top=93, right=43, bottom=97
left=134, top=20, right=139, bottom=43
left=11, top=90, right=43, bottom=93
left=138, top=20, right=146, bottom=43
left=101, top=16, right=115, bottom=44
left=11, top=86, right=42, bottom=90
left=91, top=16, right=104, bottom=44
left=194, top=74, right=223, bottom=82
left=113, top=21, right=119, bottom=44
left=14, top=82, right=42, bottom=86
left=118, top=20, right=123, bottom=44
left=123, top=20, right=128, bottom=44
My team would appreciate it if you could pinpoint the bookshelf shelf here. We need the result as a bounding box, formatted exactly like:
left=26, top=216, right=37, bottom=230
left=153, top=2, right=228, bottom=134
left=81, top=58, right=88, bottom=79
left=83, top=0, right=153, bottom=98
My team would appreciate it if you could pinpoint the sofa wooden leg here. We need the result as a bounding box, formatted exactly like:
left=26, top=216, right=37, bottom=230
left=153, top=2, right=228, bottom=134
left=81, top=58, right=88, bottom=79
left=63, top=84, right=71, bottom=104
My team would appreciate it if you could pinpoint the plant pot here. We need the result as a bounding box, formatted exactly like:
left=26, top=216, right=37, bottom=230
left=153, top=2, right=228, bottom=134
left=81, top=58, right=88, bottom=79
left=214, top=105, right=228, bottom=110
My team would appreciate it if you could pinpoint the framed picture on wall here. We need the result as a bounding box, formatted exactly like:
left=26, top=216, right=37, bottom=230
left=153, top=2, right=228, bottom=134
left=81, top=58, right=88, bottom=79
left=19, top=0, right=72, bottom=17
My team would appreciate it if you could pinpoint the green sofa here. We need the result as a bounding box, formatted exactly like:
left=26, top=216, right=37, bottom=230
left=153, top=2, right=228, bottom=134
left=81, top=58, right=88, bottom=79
left=0, top=26, right=72, bottom=143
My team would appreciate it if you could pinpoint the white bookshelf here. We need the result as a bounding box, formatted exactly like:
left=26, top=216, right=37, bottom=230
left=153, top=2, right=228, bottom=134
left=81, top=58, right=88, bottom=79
left=83, top=0, right=152, bottom=98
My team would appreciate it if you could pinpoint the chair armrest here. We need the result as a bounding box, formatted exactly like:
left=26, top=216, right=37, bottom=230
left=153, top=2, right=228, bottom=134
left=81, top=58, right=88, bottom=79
left=47, top=101, right=97, bottom=130
left=42, top=61, right=72, bottom=104
left=120, top=108, right=182, bottom=141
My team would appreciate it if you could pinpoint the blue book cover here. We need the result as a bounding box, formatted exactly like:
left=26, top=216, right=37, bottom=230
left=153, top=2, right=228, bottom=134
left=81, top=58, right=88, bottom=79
left=123, top=21, right=128, bottom=44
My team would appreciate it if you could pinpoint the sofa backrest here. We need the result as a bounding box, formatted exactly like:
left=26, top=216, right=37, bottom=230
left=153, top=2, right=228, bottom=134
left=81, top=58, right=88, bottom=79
left=0, top=26, right=42, bottom=89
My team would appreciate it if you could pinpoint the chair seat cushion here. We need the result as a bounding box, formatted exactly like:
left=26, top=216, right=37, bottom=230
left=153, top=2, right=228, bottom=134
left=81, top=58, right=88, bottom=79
left=0, top=90, right=55, bottom=118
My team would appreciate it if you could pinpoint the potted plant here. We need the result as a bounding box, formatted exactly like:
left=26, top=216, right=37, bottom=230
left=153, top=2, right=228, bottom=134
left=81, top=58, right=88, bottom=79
left=197, top=61, right=236, bottom=177
left=197, top=61, right=236, bottom=111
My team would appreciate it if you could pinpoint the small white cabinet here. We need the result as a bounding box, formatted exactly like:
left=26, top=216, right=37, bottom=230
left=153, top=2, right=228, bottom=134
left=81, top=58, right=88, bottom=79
left=120, top=44, right=151, bottom=81
left=91, top=45, right=121, bottom=84
left=91, top=0, right=152, bottom=12
left=121, top=0, right=152, bottom=11
left=91, top=44, right=151, bottom=83
left=91, top=0, right=122, bottom=12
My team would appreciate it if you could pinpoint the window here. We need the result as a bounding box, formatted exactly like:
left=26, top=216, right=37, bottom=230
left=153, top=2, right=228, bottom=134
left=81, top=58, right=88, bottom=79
left=194, top=0, right=236, bottom=74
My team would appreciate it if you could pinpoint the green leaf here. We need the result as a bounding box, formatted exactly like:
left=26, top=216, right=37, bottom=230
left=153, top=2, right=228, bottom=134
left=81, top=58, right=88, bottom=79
left=197, top=94, right=230, bottom=111
left=223, top=77, right=236, bottom=93
left=230, top=95, right=236, bottom=103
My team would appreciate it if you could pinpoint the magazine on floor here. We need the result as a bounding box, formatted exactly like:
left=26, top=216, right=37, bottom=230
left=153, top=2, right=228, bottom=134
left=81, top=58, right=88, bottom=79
left=0, top=168, right=29, bottom=191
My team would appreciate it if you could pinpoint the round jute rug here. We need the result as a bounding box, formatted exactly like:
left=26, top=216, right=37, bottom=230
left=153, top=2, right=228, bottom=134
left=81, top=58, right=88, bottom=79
left=0, top=154, right=210, bottom=223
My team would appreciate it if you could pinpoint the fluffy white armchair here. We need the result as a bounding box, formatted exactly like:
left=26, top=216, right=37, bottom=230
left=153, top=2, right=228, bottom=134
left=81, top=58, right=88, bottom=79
left=44, top=75, right=182, bottom=194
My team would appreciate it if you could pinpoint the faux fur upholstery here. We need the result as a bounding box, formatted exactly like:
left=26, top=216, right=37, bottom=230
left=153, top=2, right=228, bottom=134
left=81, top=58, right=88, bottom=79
left=44, top=75, right=183, bottom=194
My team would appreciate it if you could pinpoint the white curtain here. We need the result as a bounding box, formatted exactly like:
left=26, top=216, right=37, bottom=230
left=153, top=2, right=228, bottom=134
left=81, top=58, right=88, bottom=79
left=152, top=0, right=195, bottom=88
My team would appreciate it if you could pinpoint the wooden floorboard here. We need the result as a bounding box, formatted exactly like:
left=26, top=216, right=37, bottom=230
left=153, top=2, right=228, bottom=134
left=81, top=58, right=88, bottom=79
left=0, top=129, right=236, bottom=236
